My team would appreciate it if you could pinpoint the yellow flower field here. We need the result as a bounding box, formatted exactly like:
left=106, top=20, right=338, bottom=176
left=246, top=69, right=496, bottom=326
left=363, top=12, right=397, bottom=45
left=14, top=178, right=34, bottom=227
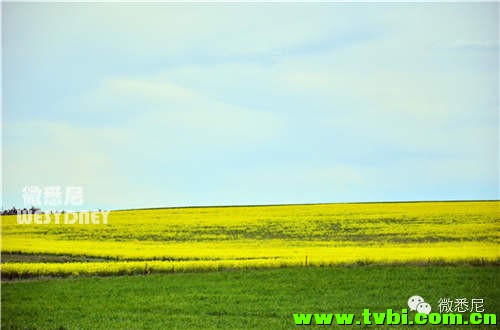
left=1, top=201, right=499, bottom=278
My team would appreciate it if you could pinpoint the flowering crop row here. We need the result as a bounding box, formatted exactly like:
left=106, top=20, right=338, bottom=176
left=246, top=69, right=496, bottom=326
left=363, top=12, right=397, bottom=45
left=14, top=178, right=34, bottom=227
left=1, top=201, right=498, bottom=278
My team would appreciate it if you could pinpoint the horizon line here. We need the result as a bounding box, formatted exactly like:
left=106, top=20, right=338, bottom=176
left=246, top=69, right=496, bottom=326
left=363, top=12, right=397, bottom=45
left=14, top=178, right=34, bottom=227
left=2, top=199, right=498, bottom=214
left=111, top=198, right=499, bottom=212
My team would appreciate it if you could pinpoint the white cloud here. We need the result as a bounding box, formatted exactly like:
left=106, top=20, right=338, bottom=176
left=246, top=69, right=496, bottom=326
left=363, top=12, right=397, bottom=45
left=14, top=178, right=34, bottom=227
left=3, top=75, right=290, bottom=209
left=2, top=120, right=195, bottom=209
left=90, top=77, right=288, bottom=151
left=5, top=3, right=373, bottom=62
left=446, top=40, right=499, bottom=50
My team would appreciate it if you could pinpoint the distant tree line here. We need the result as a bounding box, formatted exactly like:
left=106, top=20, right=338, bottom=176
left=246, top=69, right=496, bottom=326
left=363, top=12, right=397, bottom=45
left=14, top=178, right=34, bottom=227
left=1, top=206, right=44, bottom=215
left=1, top=207, right=102, bottom=216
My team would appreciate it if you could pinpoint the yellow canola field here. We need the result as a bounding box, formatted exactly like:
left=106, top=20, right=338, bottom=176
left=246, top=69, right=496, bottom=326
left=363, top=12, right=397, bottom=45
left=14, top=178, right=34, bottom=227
left=1, top=201, right=499, bottom=277
left=1, top=242, right=498, bottom=278
left=2, top=238, right=498, bottom=262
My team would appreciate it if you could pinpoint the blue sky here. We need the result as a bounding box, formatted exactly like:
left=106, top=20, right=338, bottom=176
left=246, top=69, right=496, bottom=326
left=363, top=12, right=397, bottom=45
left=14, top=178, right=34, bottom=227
left=2, top=2, right=499, bottom=210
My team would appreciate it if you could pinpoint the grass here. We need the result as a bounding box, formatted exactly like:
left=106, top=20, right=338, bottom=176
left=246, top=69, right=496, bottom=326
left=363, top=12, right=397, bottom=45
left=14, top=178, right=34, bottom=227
left=2, top=265, right=498, bottom=329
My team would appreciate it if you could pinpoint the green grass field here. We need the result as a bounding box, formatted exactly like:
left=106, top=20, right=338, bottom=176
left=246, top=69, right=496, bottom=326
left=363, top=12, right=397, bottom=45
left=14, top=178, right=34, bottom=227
left=2, top=266, right=498, bottom=329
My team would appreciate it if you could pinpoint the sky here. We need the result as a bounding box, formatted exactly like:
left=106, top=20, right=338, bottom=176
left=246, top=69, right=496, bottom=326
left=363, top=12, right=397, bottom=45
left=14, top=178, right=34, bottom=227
left=2, top=2, right=499, bottom=211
